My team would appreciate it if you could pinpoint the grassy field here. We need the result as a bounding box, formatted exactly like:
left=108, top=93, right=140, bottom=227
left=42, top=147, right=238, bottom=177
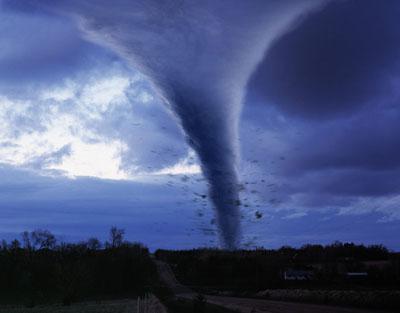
left=0, top=299, right=137, bottom=313
left=162, top=297, right=238, bottom=313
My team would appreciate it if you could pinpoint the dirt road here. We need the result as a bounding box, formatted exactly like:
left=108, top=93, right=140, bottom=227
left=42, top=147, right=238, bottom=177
left=154, top=259, right=193, bottom=295
left=155, top=260, right=390, bottom=313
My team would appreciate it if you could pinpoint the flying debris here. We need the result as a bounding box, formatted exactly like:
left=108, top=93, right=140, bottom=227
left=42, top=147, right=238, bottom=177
left=181, top=175, right=190, bottom=182
left=199, top=227, right=217, bottom=236
left=194, top=192, right=207, bottom=199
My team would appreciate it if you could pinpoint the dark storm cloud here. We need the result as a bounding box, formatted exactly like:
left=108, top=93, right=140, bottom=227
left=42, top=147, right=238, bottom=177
left=240, top=94, right=400, bottom=213
left=240, top=104, right=400, bottom=211
left=317, top=169, right=400, bottom=197
left=249, top=0, right=400, bottom=118
left=282, top=108, right=400, bottom=175
left=242, top=0, right=400, bottom=206
left=287, top=168, right=400, bottom=198
left=255, top=210, right=400, bottom=250
left=0, top=4, right=120, bottom=90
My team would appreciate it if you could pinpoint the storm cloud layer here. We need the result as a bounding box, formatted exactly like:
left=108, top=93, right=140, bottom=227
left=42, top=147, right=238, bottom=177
left=1, top=0, right=400, bottom=250
left=250, top=0, right=400, bottom=118
left=242, top=0, right=400, bottom=229
left=9, top=0, right=325, bottom=248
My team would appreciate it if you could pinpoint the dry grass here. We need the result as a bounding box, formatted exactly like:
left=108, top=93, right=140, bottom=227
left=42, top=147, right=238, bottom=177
left=255, top=289, right=400, bottom=310
left=0, top=299, right=136, bottom=313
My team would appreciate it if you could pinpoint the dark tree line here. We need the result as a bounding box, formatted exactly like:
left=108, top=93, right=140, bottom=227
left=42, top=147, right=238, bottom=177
left=155, top=242, right=400, bottom=292
left=0, top=227, right=157, bottom=306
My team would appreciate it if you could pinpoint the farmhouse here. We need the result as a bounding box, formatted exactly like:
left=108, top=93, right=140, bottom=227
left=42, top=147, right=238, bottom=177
left=283, top=269, right=313, bottom=281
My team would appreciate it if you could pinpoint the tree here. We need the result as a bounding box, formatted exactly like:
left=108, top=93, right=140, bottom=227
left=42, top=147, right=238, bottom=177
left=31, top=229, right=56, bottom=250
left=10, top=239, right=21, bottom=250
left=87, top=237, right=101, bottom=250
left=108, top=226, right=125, bottom=248
left=0, top=239, right=7, bottom=251
left=21, top=231, right=32, bottom=250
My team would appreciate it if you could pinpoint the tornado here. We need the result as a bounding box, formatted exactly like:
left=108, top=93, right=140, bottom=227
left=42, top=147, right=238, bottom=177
left=8, top=0, right=326, bottom=249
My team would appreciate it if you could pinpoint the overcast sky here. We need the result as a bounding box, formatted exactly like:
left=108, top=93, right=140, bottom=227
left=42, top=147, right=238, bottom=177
left=0, top=0, right=399, bottom=250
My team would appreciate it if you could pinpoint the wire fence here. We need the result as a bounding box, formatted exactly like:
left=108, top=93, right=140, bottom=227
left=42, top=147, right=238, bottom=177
left=136, top=294, right=167, bottom=313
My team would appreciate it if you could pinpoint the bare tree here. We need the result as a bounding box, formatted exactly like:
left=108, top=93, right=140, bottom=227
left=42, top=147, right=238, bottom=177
left=31, top=229, right=56, bottom=250
left=10, top=239, right=21, bottom=250
left=0, top=239, right=7, bottom=251
left=21, top=231, right=32, bottom=250
left=108, top=226, right=125, bottom=248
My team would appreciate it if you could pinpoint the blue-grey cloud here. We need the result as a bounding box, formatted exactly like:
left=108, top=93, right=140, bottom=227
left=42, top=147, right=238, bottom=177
left=240, top=66, right=400, bottom=229
left=2, top=0, right=399, bottom=251
left=238, top=0, right=400, bottom=228
left=0, top=7, right=117, bottom=89
left=249, top=0, right=400, bottom=118
left=0, top=56, right=188, bottom=177
left=0, top=164, right=212, bottom=250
